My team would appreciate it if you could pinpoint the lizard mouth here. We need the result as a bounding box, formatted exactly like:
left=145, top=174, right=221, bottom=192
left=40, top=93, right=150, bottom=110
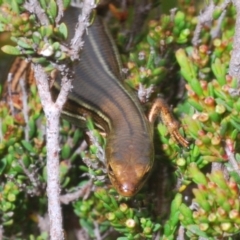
left=118, top=182, right=139, bottom=197
left=108, top=173, right=139, bottom=197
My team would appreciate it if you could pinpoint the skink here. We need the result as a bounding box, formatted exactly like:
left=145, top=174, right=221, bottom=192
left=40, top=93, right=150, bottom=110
left=6, top=7, right=188, bottom=197
left=57, top=7, right=154, bottom=197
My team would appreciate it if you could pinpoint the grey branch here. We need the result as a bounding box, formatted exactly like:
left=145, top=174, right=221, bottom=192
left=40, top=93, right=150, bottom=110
left=0, top=225, right=3, bottom=240
left=24, top=0, right=49, bottom=25
left=55, top=71, right=74, bottom=109
left=60, top=180, right=93, bottom=204
left=33, top=64, right=52, bottom=104
left=33, top=64, right=64, bottom=240
left=29, top=1, right=96, bottom=239
left=86, top=130, right=106, bottom=164
left=177, top=225, right=185, bottom=240
left=192, top=0, right=231, bottom=46
left=18, top=158, right=40, bottom=190
left=37, top=214, right=50, bottom=234
left=210, top=9, right=226, bottom=39
left=192, top=2, right=215, bottom=46
left=225, top=145, right=240, bottom=176
left=70, top=0, right=96, bottom=60
left=138, top=83, right=154, bottom=103
left=7, top=73, right=15, bottom=116
left=19, top=78, right=29, bottom=141
left=56, top=0, right=64, bottom=24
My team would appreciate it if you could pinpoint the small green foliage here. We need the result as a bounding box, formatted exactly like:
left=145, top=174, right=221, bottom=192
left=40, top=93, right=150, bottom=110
left=180, top=170, right=240, bottom=238
left=162, top=193, right=182, bottom=239
left=0, top=0, right=70, bottom=71
left=1, top=0, right=240, bottom=239
left=58, top=22, right=68, bottom=39
left=47, top=0, right=58, bottom=21
left=92, top=188, right=161, bottom=239
left=125, top=8, right=195, bottom=88
left=0, top=71, right=85, bottom=237
left=1, top=45, right=20, bottom=55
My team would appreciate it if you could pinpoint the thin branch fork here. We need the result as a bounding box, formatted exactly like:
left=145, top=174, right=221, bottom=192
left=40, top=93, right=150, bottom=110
left=33, top=64, right=65, bottom=240
left=192, top=0, right=231, bottom=46
left=29, top=1, right=96, bottom=239
left=24, top=0, right=49, bottom=25
left=70, top=0, right=96, bottom=60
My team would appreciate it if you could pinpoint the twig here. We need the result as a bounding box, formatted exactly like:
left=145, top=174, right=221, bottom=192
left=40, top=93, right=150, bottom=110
left=24, top=0, right=49, bottom=25
left=30, top=1, right=96, bottom=239
left=211, top=162, right=223, bottom=172
left=74, top=228, right=90, bottom=240
left=176, top=225, right=185, bottom=240
left=19, top=78, right=29, bottom=141
left=0, top=225, right=3, bottom=240
left=33, top=64, right=65, bottom=240
left=79, top=140, right=88, bottom=152
left=60, top=180, right=93, bottom=204
left=70, top=0, right=96, bottom=60
left=210, top=9, right=226, bottom=39
left=170, top=8, right=177, bottom=21
left=138, top=83, right=154, bottom=103
left=211, top=0, right=231, bottom=39
left=55, top=68, right=73, bottom=108
left=86, top=130, right=106, bottom=164
left=93, top=222, right=102, bottom=240
left=192, top=0, right=231, bottom=46
left=225, top=144, right=240, bottom=176
left=7, top=73, right=15, bottom=116
left=93, top=222, right=115, bottom=240
left=18, top=158, right=40, bottom=189
left=219, top=0, right=232, bottom=11
left=192, top=2, right=215, bottom=46
left=101, top=228, right=115, bottom=240
left=153, top=231, right=161, bottom=240
left=56, top=0, right=64, bottom=24
left=37, top=213, right=50, bottom=234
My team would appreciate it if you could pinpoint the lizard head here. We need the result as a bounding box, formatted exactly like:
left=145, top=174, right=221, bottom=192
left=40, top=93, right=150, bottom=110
left=105, top=134, right=154, bottom=197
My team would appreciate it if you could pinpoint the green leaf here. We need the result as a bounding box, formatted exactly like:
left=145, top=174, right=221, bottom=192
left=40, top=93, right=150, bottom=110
left=48, top=0, right=58, bottom=20
left=73, top=129, right=83, bottom=145
left=117, top=237, right=129, bottom=240
left=0, top=158, right=7, bottom=174
left=21, top=140, right=35, bottom=152
left=63, top=0, right=71, bottom=9
left=1, top=45, right=20, bottom=55
left=39, top=0, right=48, bottom=10
left=58, top=22, right=68, bottom=39
left=211, top=58, right=226, bottom=86
left=29, top=118, right=36, bottom=139
left=11, top=0, right=20, bottom=14
left=61, top=144, right=71, bottom=159
left=170, top=193, right=182, bottom=214
left=186, top=225, right=209, bottom=238
left=17, top=39, right=33, bottom=49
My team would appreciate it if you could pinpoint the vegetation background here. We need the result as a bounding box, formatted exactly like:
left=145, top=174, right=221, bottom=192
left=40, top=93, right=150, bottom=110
left=1, top=0, right=240, bottom=239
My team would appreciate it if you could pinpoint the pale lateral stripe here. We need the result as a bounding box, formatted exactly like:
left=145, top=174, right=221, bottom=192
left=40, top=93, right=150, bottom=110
left=88, top=23, right=149, bottom=132
left=61, top=109, right=106, bottom=131
left=54, top=81, right=112, bottom=132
